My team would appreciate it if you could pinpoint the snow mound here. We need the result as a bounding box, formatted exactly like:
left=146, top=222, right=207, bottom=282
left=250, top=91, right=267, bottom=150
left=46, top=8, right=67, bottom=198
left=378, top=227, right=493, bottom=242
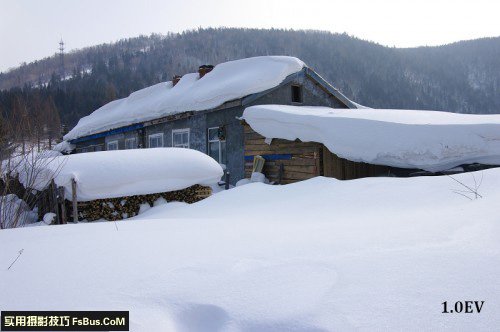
left=65, top=56, right=305, bottom=140
left=243, top=105, right=500, bottom=172
left=30, top=148, right=223, bottom=201
left=1, top=170, right=499, bottom=330
left=43, top=212, right=56, bottom=225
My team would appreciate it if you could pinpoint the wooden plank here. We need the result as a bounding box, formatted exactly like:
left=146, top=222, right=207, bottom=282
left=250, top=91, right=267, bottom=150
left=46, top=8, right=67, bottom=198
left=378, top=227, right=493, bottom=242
left=279, top=158, right=317, bottom=166
left=245, top=142, right=320, bottom=150
left=243, top=125, right=255, bottom=133
left=245, top=149, right=319, bottom=156
left=323, top=148, right=392, bottom=180
left=245, top=137, right=319, bottom=147
left=316, top=148, right=322, bottom=176
left=244, top=132, right=265, bottom=140
left=323, top=146, right=334, bottom=178
left=71, top=179, right=78, bottom=223
left=244, top=138, right=272, bottom=146
left=245, top=140, right=321, bottom=149
left=283, top=171, right=317, bottom=180
left=283, top=165, right=317, bottom=173
left=59, top=187, right=67, bottom=224
left=50, top=180, right=60, bottom=224
left=245, top=149, right=318, bottom=156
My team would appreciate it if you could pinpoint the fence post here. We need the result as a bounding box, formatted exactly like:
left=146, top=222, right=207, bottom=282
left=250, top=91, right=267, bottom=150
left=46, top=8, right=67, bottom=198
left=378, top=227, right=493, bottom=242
left=71, top=179, right=78, bottom=223
left=59, top=187, right=67, bottom=224
left=225, top=171, right=230, bottom=190
left=50, top=180, right=60, bottom=224
left=278, top=163, right=284, bottom=185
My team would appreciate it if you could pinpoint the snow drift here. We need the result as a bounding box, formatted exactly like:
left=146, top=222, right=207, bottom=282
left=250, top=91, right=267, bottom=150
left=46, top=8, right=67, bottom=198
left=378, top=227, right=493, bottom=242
left=1, top=170, right=499, bottom=331
left=64, top=56, right=305, bottom=140
left=243, top=105, right=500, bottom=172
left=24, top=148, right=223, bottom=201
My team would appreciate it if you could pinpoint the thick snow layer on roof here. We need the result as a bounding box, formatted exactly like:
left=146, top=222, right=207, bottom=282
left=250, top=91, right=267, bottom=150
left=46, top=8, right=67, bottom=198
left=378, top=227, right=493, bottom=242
left=1, top=170, right=499, bottom=330
left=243, top=105, right=500, bottom=172
left=64, top=56, right=305, bottom=140
left=52, top=140, right=75, bottom=153
left=28, top=148, right=223, bottom=201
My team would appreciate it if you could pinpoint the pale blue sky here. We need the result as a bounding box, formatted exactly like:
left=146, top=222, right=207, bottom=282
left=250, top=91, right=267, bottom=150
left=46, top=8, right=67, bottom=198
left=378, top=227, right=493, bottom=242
left=1, top=0, right=499, bottom=72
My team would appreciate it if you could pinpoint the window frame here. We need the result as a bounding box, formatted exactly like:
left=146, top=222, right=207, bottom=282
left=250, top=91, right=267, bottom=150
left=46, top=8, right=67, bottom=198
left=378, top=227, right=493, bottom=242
left=291, top=84, right=303, bottom=104
left=107, top=140, right=119, bottom=151
left=172, top=128, right=190, bottom=148
left=148, top=133, right=164, bottom=148
left=125, top=137, right=137, bottom=150
left=207, top=127, right=226, bottom=164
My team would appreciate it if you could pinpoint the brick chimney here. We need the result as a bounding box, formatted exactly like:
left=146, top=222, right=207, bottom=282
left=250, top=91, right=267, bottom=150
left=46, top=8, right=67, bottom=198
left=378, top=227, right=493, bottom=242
left=172, top=75, right=182, bottom=86
left=198, top=65, right=214, bottom=78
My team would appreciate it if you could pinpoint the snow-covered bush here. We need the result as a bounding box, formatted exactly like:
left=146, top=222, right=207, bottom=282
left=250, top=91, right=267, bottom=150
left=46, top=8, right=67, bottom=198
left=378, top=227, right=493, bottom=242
left=0, top=110, right=65, bottom=228
left=1, top=149, right=63, bottom=229
left=0, top=194, right=38, bottom=228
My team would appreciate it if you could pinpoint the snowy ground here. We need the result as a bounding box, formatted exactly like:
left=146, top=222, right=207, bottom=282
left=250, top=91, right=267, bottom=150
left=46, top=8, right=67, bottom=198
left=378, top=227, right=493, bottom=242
left=1, top=170, right=499, bottom=331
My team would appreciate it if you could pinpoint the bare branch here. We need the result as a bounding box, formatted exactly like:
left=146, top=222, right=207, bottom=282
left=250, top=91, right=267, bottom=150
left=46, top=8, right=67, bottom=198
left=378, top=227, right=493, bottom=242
left=447, top=174, right=483, bottom=199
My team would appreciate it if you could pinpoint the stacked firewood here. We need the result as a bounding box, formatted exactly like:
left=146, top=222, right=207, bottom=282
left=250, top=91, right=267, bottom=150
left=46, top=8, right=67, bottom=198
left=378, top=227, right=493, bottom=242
left=74, top=184, right=212, bottom=221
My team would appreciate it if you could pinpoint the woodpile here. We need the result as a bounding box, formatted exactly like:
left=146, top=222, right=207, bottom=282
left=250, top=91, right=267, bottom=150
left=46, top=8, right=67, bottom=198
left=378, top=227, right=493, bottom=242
left=68, top=184, right=212, bottom=222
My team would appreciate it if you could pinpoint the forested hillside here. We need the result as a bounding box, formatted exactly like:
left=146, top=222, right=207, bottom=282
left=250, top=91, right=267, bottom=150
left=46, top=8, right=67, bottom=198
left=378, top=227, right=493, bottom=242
left=0, top=28, right=499, bottom=134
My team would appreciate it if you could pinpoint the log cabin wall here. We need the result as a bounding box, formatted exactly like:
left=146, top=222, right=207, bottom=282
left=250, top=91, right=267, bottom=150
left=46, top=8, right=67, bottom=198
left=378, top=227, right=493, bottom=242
left=244, top=125, right=322, bottom=184
left=322, top=146, right=392, bottom=180
left=244, top=125, right=394, bottom=183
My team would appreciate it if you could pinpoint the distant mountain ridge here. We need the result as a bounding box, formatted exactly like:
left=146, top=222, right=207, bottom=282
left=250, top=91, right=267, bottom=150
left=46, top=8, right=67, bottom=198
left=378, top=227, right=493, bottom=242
left=0, top=28, right=499, bottom=130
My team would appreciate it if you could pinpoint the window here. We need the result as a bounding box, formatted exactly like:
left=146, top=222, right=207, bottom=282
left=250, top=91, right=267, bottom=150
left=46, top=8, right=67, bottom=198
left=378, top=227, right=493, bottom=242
left=125, top=137, right=137, bottom=149
left=172, top=129, right=190, bottom=148
left=94, top=145, right=103, bottom=152
left=107, top=140, right=118, bottom=150
left=148, top=133, right=164, bottom=148
left=208, top=127, right=226, bottom=164
left=291, top=85, right=303, bottom=103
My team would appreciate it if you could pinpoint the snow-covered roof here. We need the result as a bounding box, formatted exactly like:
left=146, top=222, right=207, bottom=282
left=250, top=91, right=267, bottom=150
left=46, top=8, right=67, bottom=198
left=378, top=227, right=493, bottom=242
left=53, top=140, right=75, bottom=153
left=243, top=105, right=500, bottom=172
left=64, top=56, right=306, bottom=140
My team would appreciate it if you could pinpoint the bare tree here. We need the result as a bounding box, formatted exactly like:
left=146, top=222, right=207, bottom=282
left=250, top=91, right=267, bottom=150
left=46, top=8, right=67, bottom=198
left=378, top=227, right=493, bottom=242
left=0, top=113, right=64, bottom=229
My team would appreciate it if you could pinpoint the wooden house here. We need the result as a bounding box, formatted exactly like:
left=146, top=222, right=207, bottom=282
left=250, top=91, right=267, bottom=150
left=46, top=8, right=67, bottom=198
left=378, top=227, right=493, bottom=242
left=64, top=56, right=360, bottom=185
left=243, top=124, right=407, bottom=183
left=242, top=105, right=499, bottom=183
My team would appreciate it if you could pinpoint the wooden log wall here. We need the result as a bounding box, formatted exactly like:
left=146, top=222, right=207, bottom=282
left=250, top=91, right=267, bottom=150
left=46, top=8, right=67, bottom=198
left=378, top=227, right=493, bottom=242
left=322, top=146, right=391, bottom=180
left=244, top=124, right=392, bottom=183
left=244, top=125, right=322, bottom=184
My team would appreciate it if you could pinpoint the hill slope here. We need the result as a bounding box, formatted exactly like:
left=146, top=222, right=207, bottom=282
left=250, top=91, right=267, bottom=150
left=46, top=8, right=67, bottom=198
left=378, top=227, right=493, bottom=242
left=0, top=28, right=499, bottom=130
